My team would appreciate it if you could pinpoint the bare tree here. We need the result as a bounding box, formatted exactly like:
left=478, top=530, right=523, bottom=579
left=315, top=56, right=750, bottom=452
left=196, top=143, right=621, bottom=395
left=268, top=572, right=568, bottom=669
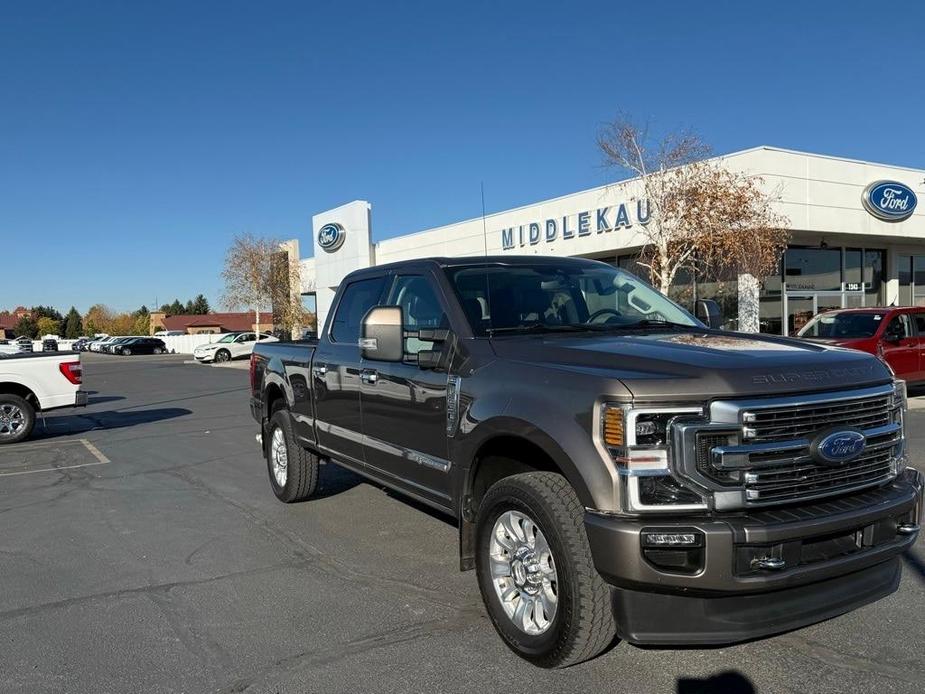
left=222, top=234, right=310, bottom=336
left=222, top=234, right=283, bottom=332
left=598, top=114, right=789, bottom=331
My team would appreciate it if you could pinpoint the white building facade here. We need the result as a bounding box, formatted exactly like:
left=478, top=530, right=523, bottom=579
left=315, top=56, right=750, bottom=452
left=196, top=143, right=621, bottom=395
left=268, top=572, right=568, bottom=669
left=300, top=147, right=924, bottom=335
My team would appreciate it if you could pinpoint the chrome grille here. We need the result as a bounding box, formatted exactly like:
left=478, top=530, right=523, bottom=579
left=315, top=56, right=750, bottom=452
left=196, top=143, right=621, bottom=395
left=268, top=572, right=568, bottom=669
left=742, top=394, right=891, bottom=442
left=744, top=442, right=897, bottom=504
left=680, top=385, right=905, bottom=508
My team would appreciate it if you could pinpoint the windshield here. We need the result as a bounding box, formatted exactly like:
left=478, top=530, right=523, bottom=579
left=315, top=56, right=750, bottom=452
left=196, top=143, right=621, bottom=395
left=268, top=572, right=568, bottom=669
left=798, top=312, right=884, bottom=338
left=445, top=262, right=700, bottom=336
left=217, top=334, right=237, bottom=343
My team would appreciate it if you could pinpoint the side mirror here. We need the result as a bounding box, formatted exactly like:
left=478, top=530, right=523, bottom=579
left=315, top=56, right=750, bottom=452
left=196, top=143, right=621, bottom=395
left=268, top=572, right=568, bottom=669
left=361, top=306, right=404, bottom=362
left=884, top=331, right=902, bottom=344
left=695, top=299, right=723, bottom=330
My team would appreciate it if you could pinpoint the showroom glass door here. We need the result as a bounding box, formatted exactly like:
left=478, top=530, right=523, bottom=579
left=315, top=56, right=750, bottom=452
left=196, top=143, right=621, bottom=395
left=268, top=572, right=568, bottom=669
left=784, top=292, right=845, bottom=336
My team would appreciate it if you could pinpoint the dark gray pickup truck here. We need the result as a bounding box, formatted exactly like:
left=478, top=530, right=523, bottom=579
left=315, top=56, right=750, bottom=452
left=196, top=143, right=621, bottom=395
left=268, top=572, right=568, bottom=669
left=250, top=255, right=922, bottom=667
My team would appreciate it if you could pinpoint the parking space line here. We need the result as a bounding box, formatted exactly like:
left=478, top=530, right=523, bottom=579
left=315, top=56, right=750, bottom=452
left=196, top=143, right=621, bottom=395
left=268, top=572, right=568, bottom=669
left=0, top=438, right=110, bottom=477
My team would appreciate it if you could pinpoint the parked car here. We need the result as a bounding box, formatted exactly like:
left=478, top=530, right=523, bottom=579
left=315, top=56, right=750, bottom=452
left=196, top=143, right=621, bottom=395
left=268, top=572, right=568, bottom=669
left=0, top=351, right=87, bottom=443
left=250, top=256, right=921, bottom=667
left=154, top=330, right=185, bottom=337
left=88, top=336, right=117, bottom=352
left=798, top=306, right=925, bottom=384
left=116, top=337, right=167, bottom=356
left=71, top=338, right=92, bottom=352
left=42, top=338, right=58, bottom=352
left=193, top=332, right=277, bottom=363
left=0, top=338, right=34, bottom=355
left=101, top=337, right=136, bottom=354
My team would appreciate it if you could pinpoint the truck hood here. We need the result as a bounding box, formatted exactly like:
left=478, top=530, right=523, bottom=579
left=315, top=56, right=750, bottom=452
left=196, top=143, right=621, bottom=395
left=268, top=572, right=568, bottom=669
left=489, top=329, right=892, bottom=400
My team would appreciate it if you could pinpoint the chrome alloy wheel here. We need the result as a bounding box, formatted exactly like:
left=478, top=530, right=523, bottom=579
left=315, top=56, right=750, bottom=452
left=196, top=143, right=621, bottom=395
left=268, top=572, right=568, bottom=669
left=489, top=510, right=558, bottom=635
left=0, top=403, right=26, bottom=438
left=270, top=426, right=288, bottom=487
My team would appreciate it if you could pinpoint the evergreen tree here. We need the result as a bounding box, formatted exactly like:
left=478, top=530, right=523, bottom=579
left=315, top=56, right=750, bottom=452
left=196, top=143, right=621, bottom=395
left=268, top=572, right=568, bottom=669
left=191, top=294, right=211, bottom=314
left=168, top=299, right=184, bottom=315
left=184, top=300, right=195, bottom=315
left=64, top=307, right=83, bottom=338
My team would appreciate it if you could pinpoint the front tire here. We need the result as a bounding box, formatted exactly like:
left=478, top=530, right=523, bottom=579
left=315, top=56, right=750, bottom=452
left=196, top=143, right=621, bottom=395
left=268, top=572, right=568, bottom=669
left=266, top=409, right=318, bottom=502
left=122, top=348, right=132, bottom=356
left=215, top=349, right=231, bottom=363
left=475, top=470, right=617, bottom=668
left=0, top=394, right=36, bottom=444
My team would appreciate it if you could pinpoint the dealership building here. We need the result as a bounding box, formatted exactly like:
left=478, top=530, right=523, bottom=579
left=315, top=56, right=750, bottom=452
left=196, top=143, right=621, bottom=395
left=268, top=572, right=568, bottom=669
left=298, top=147, right=924, bottom=335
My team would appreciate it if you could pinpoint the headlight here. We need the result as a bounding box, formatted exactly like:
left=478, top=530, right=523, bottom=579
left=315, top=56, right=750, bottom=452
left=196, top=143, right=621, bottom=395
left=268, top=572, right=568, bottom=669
left=892, top=379, right=907, bottom=412
left=601, top=404, right=708, bottom=513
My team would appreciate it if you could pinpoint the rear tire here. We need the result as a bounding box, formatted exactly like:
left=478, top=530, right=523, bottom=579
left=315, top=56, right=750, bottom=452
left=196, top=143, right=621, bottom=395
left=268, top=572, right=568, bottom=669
left=266, top=409, right=318, bottom=502
left=0, top=394, right=36, bottom=445
left=475, top=470, right=617, bottom=668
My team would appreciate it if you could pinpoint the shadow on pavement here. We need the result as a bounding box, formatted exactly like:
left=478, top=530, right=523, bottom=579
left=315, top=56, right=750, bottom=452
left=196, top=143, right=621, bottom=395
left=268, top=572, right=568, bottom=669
left=677, top=671, right=755, bottom=694
left=903, top=548, right=925, bottom=584
left=86, top=395, right=126, bottom=405
left=32, top=407, right=192, bottom=439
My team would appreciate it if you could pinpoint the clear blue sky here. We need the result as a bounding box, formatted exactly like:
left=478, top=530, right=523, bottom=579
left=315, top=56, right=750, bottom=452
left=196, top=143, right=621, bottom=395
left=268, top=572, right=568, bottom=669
left=2, top=0, right=923, bottom=313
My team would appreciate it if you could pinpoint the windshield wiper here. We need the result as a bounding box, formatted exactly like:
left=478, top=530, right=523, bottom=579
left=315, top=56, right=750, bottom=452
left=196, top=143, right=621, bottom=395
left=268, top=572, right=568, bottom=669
left=486, top=323, right=595, bottom=336
left=583, top=319, right=700, bottom=332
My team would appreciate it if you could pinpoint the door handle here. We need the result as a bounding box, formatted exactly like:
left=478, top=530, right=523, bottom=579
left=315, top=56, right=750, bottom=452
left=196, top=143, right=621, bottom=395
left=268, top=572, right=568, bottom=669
left=360, top=369, right=378, bottom=385
left=313, top=363, right=328, bottom=377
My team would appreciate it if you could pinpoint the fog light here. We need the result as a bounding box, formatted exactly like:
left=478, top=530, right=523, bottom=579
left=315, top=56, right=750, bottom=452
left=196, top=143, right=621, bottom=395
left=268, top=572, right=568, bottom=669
left=641, top=529, right=704, bottom=548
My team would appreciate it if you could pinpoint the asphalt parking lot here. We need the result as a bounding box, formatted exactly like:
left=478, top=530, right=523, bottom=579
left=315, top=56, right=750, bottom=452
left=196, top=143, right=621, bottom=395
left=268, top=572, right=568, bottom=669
left=1, top=353, right=924, bottom=694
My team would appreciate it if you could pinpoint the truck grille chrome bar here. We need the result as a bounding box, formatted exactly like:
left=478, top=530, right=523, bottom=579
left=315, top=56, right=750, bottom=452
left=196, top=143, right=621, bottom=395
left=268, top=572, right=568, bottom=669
left=676, top=384, right=904, bottom=509
left=741, top=394, right=892, bottom=442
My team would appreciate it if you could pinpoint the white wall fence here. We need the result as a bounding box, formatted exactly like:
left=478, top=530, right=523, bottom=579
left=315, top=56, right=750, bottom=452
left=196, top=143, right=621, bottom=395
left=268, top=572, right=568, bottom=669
left=31, top=333, right=236, bottom=355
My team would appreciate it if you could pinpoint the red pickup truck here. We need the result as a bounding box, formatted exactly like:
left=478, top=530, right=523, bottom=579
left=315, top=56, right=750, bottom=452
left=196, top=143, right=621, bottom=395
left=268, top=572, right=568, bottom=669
left=798, top=307, right=925, bottom=383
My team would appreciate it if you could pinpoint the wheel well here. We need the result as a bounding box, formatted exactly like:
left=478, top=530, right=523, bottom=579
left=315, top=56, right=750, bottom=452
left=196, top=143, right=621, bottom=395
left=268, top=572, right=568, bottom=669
left=468, top=435, right=563, bottom=512
left=0, top=382, right=38, bottom=407
left=264, top=384, right=286, bottom=416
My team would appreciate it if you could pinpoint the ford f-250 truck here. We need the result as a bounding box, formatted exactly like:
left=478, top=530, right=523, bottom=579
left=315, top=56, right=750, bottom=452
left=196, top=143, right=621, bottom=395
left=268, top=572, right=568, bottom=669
left=250, top=256, right=922, bottom=668
left=0, top=351, right=86, bottom=443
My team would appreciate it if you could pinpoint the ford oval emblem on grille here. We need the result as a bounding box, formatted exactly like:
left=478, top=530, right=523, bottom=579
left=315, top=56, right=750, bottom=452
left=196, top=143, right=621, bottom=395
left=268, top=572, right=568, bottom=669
left=810, top=428, right=866, bottom=466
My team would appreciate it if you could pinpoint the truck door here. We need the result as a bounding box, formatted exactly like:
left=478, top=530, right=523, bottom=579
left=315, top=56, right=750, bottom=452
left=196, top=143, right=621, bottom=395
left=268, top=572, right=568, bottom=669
left=880, top=313, right=917, bottom=380
left=312, top=275, right=388, bottom=466
left=359, top=273, right=452, bottom=507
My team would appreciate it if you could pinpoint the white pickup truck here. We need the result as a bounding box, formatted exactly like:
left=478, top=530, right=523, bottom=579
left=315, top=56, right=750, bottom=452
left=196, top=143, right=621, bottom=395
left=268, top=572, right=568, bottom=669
left=0, top=352, right=87, bottom=444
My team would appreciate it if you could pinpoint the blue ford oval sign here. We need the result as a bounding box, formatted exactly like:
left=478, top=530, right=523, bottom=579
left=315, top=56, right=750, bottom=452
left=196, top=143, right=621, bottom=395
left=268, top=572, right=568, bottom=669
left=862, top=180, right=917, bottom=222
left=810, top=429, right=866, bottom=466
left=317, top=222, right=346, bottom=252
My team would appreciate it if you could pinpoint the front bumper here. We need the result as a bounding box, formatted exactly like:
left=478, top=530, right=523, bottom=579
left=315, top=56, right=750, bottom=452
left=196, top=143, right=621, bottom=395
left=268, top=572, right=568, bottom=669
left=193, top=352, right=215, bottom=362
left=585, top=469, right=922, bottom=645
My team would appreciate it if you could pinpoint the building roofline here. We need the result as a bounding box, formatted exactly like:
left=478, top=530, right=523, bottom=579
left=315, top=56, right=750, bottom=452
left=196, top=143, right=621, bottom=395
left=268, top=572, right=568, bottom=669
left=374, top=146, right=925, bottom=245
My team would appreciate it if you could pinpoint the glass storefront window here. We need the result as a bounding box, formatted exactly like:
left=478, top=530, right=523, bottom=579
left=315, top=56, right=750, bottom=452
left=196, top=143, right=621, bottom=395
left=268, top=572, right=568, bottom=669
left=864, top=249, right=885, bottom=306
left=845, top=249, right=862, bottom=286
left=914, top=257, right=925, bottom=306
left=784, top=248, right=841, bottom=292
left=898, top=255, right=913, bottom=306
left=759, top=295, right=782, bottom=334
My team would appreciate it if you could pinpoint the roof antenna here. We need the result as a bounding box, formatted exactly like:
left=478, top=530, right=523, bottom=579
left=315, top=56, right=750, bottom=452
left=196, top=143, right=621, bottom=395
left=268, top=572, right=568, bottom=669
left=480, top=181, right=488, bottom=256
left=480, top=181, right=493, bottom=334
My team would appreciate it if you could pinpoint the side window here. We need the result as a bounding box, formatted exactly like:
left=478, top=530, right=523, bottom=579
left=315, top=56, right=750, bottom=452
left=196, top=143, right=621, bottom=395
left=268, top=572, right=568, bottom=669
left=915, top=314, right=925, bottom=335
left=331, top=276, right=387, bottom=344
left=887, top=315, right=912, bottom=338
left=387, top=275, right=447, bottom=354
